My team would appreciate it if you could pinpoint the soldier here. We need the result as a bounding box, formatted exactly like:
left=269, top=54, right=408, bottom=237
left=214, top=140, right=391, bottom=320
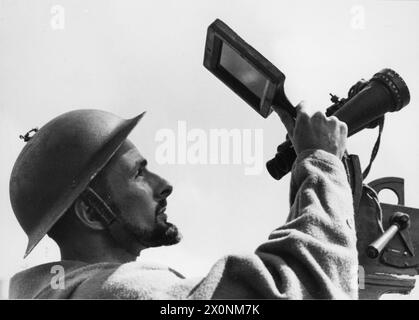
left=8, top=102, right=358, bottom=299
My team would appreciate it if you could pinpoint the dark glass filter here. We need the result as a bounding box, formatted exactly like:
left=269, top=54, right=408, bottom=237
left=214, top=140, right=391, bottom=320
left=219, top=42, right=269, bottom=99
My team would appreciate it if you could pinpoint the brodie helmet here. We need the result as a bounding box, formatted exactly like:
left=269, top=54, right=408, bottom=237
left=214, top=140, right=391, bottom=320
left=9, top=109, right=145, bottom=257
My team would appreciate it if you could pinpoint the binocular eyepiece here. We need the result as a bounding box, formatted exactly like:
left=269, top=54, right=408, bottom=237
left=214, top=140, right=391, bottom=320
left=266, top=68, right=411, bottom=180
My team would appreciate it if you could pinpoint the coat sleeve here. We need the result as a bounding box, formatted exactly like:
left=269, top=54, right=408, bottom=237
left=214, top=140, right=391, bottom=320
left=185, top=149, right=358, bottom=299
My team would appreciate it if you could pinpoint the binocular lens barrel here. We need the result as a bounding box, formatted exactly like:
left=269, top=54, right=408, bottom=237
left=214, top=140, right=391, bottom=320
left=266, top=68, right=410, bottom=180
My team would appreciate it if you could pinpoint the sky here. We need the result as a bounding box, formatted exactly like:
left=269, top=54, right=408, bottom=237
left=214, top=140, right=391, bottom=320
left=0, top=0, right=419, bottom=299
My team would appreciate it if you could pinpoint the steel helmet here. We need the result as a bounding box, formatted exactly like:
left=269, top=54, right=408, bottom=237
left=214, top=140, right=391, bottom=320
left=9, top=109, right=145, bottom=257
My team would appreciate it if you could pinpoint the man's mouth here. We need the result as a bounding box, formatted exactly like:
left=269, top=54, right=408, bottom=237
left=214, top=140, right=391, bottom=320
left=156, top=200, right=168, bottom=217
left=157, top=207, right=166, bottom=215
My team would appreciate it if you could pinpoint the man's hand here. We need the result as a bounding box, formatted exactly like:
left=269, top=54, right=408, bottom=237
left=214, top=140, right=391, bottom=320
left=274, top=101, right=348, bottom=160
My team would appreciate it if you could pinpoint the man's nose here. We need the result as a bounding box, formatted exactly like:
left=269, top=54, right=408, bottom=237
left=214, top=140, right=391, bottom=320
left=159, top=183, right=173, bottom=199
left=154, top=176, right=173, bottom=200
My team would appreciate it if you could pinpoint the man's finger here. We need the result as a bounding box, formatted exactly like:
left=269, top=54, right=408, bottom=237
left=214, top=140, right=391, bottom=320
left=295, top=100, right=309, bottom=119
left=274, top=107, right=295, bottom=138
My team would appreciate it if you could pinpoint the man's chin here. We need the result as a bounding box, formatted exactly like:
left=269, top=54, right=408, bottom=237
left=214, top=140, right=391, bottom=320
left=138, top=222, right=182, bottom=248
left=157, top=222, right=182, bottom=246
left=163, top=224, right=182, bottom=246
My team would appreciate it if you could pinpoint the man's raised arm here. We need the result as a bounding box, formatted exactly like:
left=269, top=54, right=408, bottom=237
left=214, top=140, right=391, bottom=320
left=185, top=102, right=357, bottom=299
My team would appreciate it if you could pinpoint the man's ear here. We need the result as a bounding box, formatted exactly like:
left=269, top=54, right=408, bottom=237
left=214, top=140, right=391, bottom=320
left=73, top=198, right=107, bottom=231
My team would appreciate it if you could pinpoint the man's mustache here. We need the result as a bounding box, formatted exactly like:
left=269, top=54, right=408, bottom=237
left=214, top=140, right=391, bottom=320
left=155, top=199, right=167, bottom=214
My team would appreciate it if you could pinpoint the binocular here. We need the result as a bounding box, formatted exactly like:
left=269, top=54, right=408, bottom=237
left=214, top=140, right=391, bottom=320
left=266, top=68, right=410, bottom=180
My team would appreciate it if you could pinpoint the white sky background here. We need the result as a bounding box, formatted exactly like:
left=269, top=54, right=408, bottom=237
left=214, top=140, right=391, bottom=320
left=0, top=0, right=419, bottom=299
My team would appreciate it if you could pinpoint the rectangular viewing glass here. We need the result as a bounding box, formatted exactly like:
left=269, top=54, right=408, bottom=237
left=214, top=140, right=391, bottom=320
left=219, top=42, right=270, bottom=100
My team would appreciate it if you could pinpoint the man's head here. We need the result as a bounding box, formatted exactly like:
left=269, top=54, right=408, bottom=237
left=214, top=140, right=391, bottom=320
left=48, top=139, right=182, bottom=256
left=10, top=109, right=181, bottom=260
left=92, top=139, right=181, bottom=247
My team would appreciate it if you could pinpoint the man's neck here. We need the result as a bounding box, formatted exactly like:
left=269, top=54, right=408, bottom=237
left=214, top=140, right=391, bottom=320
left=58, top=234, right=144, bottom=264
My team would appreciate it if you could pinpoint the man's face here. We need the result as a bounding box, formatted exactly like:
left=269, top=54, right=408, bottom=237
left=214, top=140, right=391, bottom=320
left=100, top=140, right=181, bottom=248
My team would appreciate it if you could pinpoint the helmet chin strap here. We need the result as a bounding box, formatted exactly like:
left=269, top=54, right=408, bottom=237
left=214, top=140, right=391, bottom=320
left=80, top=187, right=146, bottom=257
